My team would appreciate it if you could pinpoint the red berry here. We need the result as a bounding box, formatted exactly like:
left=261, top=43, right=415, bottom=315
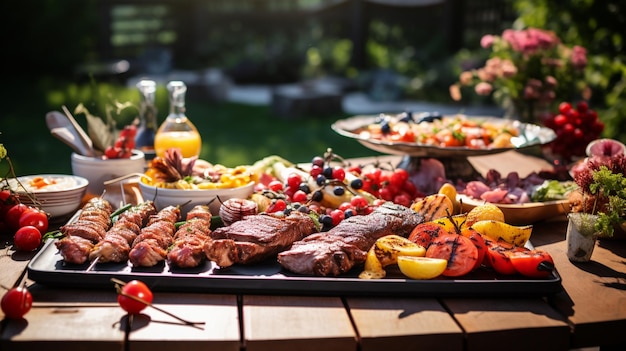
left=558, top=102, right=572, bottom=114
left=331, top=167, right=346, bottom=182
left=286, top=173, right=302, bottom=189
left=329, top=209, right=345, bottom=226
left=576, top=101, right=589, bottom=113
left=291, top=190, right=308, bottom=203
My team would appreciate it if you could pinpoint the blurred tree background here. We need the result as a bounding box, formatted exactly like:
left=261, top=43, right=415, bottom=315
left=1, top=0, right=624, bottom=176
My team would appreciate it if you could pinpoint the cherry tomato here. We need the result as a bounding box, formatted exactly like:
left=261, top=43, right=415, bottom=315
left=117, top=280, right=153, bottom=314
left=286, top=173, right=303, bottom=189
left=329, top=209, right=345, bottom=226
left=507, top=249, right=555, bottom=278
left=0, top=189, right=17, bottom=218
left=291, top=190, right=308, bottom=203
left=425, top=233, right=478, bottom=277
left=18, top=209, right=49, bottom=233
left=266, top=199, right=287, bottom=213
left=267, top=180, right=284, bottom=192
left=389, top=168, right=409, bottom=187
left=14, top=225, right=42, bottom=251
left=1, top=286, right=33, bottom=319
left=5, top=204, right=31, bottom=231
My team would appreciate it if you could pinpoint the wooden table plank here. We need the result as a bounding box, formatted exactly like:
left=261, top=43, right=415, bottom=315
left=127, top=293, right=240, bottom=351
left=1, top=306, right=126, bottom=351
left=539, top=228, right=626, bottom=349
left=440, top=219, right=572, bottom=351
left=346, top=297, right=463, bottom=351
left=242, top=295, right=356, bottom=351
left=0, top=233, right=31, bottom=291
left=443, top=297, right=570, bottom=351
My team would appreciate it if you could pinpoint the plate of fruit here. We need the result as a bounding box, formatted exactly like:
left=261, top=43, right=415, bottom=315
left=331, top=112, right=557, bottom=158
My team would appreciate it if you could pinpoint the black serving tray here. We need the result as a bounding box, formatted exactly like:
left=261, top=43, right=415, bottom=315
left=28, top=238, right=562, bottom=297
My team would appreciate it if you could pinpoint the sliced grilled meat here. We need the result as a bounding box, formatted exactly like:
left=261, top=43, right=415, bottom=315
left=277, top=202, right=424, bottom=276
left=203, top=212, right=317, bottom=268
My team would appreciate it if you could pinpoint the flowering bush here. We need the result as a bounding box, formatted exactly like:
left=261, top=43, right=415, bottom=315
left=450, top=27, right=590, bottom=124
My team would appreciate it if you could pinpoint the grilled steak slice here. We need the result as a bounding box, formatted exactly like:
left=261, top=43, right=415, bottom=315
left=204, top=212, right=317, bottom=267
left=277, top=202, right=424, bottom=276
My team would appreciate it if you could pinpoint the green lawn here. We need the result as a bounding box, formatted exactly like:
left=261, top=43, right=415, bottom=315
left=0, top=81, right=381, bottom=178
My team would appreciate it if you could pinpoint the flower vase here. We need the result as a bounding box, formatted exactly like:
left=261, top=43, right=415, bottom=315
left=566, top=213, right=599, bottom=262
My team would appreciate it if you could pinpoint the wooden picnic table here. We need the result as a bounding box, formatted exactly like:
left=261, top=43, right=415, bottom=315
left=2, top=152, right=625, bottom=351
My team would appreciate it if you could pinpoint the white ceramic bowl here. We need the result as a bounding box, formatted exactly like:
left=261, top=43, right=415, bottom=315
left=138, top=181, right=255, bottom=218
left=71, top=150, right=146, bottom=195
left=7, top=174, right=88, bottom=218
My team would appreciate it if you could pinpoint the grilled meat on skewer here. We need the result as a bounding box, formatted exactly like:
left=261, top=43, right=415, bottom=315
left=55, top=198, right=113, bottom=264
left=203, top=212, right=317, bottom=268
left=89, top=201, right=158, bottom=263
left=128, top=206, right=181, bottom=267
left=167, top=205, right=213, bottom=268
left=278, top=202, right=424, bottom=276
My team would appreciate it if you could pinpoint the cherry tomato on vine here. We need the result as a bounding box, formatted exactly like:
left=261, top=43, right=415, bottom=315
left=117, top=280, right=153, bottom=314
left=0, top=190, right=17, bottom=217
left=1, top=286, right=33, bottom=319
left=14, top=226, right=42, bottom=252
left=5, top=204, right=31, bottom=231
left=19, top=209, right=48, bottom=233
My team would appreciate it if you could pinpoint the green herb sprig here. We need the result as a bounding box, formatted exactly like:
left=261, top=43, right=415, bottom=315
left=589, top=166, right=626, bottom=237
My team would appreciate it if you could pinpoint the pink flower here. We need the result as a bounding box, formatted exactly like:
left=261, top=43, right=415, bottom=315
left=459, top=71, right=474, bottom=85
left=480, top=35, right=495, bottom=49
left=475, top=82, right=493, bottom=96
left=571, top=45, right=588, bottom=70
left=501, top=59, right=518, bottom=78
left=477, top=67, right=497, bottom=83
left=527, top=28, right=559, bottom=50
left=449, top=84, right=462, bottom=101
left=502, top=28, right=559, bottom=55
left=544, top=76, right=558, bottom=88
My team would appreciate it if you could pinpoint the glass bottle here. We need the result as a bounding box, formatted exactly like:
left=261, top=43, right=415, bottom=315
left=154, top=81, right=202, bottom=158
left=135, top=79, right=158, bottom=161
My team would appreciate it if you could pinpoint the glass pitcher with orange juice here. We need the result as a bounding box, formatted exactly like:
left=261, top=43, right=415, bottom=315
left=154, top=81, right=202, bottom=158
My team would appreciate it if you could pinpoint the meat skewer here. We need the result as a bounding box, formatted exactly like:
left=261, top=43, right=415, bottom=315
left=277, top=202, right=424, bottom=276
left=128, top=206, right=181, bottom=267
left=88, top=201, right=158, bottom=264
left=167, top=205, right=213, bottom=268
left=55, top=197, right=114, bottom=264
left=203, top=211, right=317, bottom=268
